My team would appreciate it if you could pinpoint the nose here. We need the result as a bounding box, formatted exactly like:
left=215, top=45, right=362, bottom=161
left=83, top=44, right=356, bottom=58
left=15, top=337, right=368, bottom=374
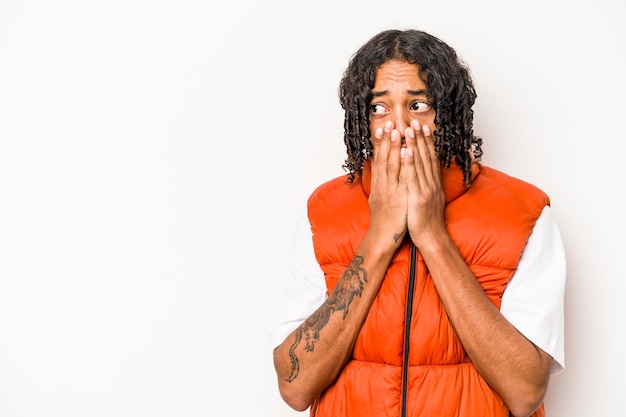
left=393, top=108, right=411, bottom=135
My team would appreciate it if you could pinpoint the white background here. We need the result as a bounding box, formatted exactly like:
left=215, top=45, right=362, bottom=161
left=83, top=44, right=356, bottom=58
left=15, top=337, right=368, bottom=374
left=0, top=0, right=624, bottom=416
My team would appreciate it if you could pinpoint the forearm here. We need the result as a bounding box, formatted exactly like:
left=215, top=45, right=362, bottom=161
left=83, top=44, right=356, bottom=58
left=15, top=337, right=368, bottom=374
left=273, top=235, right=396, bottom=411
left=419, top=233, right=551, bottom=417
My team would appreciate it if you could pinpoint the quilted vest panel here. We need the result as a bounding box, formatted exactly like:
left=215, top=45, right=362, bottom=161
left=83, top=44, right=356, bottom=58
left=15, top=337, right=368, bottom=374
left=307, top=162, right=549, bottom=417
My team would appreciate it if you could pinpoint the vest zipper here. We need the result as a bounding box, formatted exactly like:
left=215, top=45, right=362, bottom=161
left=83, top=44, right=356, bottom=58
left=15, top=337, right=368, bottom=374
left=400, top=244, right=418, bottom=417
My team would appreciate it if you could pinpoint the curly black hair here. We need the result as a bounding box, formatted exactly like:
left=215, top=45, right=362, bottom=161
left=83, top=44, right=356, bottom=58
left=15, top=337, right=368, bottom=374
left=339, top=29, right=483, bottom=187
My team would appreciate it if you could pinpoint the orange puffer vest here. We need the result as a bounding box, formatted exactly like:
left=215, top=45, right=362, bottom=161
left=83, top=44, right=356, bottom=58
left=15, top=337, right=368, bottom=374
left=306, top=161, right=549, bottom=417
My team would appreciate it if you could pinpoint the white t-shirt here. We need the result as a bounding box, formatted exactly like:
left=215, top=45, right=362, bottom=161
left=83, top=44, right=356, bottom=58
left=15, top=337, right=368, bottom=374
left=271, top=205, right=566, bottom=374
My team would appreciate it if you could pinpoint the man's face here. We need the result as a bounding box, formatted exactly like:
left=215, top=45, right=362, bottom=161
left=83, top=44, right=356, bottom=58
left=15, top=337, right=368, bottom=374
left=369, top=60, right=436, bottom=142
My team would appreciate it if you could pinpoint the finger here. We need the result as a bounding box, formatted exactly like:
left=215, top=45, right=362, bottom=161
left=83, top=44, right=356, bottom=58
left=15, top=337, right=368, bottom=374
left=405, top=120, right=426, bottom=185
left=411, top=120, right=436, bottom=185
left=387, top=128, right=402, bottom=180
left=401, top=124, right=421, bottom=194
left=372, top=122, right=392, bottom=183
left=421, top=124, right=441, bottom=184
left=373, top=121, right=398, bottom=182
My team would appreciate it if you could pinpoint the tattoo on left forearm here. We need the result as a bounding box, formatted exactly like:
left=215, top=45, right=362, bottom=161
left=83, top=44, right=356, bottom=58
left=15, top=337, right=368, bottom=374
left=285, top=255, right=368, bottom=382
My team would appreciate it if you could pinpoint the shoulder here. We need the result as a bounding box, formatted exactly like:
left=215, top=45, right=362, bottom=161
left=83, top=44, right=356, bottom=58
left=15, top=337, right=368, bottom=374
left=306, top=174, right=370, bottom=253
left=307, top=174, right=364, bottom=209
left=448, top=165, right=551, bottom=267
left=476, top=165, right=550, bottom=210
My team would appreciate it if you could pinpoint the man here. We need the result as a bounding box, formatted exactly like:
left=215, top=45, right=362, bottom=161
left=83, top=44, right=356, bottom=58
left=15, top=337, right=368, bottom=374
left=271, top=29, right=565, bottom=417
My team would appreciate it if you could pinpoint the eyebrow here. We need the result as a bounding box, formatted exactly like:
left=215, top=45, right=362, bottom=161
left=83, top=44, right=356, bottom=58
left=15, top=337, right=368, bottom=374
left=371, top=89, right=428, bottom=98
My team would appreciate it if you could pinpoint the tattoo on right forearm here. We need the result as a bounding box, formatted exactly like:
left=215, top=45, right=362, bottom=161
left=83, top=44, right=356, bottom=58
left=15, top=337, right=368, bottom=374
left=285, top=255, right=368, bottom=382
left=394, top=217, right=407, bottom=243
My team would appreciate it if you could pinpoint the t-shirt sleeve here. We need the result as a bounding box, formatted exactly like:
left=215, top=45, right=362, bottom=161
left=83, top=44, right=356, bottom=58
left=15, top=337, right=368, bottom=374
left=500, top=205, right=566, bottom=374
left=270, top=206, right=327, bottom=350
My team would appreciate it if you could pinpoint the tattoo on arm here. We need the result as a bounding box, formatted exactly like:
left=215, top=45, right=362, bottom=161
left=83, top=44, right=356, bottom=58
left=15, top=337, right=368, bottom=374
left=285, top=255, right=368, bottom=382
left=393, top=216, right=407, bottom=243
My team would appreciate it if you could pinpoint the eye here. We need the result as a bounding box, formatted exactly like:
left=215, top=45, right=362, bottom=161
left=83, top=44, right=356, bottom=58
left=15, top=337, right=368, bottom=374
left=410, top=101, right=431, bottom=113
left=370, top=104, right=388, bottom=115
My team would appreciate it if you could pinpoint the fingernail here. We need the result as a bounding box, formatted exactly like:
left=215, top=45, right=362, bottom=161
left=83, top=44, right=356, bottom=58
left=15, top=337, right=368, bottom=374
left=375, top=127, right=383, bottom=138
left=384, top=121, right=393, bottom=132
left=401, top=148, right=406, bottom=158
left=423, top=125, right=431, bottom=136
